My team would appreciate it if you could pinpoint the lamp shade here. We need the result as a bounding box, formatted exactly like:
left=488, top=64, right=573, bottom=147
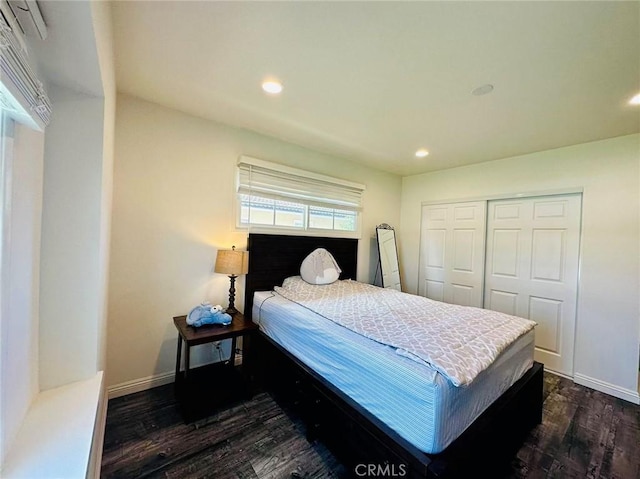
left=214, top=246, right=248, bottom=276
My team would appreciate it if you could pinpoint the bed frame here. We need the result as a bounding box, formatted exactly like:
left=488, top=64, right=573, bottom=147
left=244, top=233, right=543, bottom=478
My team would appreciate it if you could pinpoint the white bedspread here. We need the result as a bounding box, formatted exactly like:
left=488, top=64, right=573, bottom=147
left=274, top=277, right=536, bottom=386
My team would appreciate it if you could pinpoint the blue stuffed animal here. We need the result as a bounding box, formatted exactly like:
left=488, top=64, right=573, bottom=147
left=187, top=302, right=232, bottom=327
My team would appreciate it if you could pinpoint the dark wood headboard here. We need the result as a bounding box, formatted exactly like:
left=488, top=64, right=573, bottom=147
left=244, top=233, right=358, bottom=320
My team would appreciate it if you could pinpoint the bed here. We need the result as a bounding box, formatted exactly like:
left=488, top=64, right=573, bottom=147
left=244, top=233, right=543, bottom=478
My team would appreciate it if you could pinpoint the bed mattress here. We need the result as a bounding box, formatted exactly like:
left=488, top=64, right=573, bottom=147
left=252, top=290, right=535, bottom=454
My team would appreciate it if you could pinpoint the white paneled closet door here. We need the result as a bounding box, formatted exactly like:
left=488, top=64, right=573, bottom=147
left=484, top=194, right=581, bottom=376
left=419, top=201, right=486, bottom=307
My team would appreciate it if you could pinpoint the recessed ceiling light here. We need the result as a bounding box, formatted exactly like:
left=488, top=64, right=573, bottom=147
left=262, top=80, right=283, bottom=95
left=629, top=93, right=640, bottom=105
left=472, top=84, right=494, bottom=96
left=415, top=149, right=429, bottom=158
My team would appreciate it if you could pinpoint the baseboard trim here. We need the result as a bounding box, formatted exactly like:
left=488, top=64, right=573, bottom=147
left=574, top=373, right=640, bottom=405
left=544, top=368, right=573, bottom=380
left=107, top=371, right=175, bottom=399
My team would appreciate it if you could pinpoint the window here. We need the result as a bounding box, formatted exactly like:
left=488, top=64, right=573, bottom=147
left=236, top=156, right=365, bottom=237
left=0, top=4, right=52, bottom=468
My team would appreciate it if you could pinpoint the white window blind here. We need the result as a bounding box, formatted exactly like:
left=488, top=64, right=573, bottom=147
left=237, top=156, right=364, bottom=211
left=236, top=156, right=365, bottom=235
left=0, top=2, right=51, bottom=130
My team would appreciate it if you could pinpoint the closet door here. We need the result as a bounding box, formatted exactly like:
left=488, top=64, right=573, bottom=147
left=419, top=201, right=486, bottom=307
left=484, top=194, right=581, bottom=376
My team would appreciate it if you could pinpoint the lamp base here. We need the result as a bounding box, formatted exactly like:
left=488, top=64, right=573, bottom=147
left=227, top=274, right=238, bottom=315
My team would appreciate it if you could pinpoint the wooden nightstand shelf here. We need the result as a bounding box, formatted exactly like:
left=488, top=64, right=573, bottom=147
left=173, top=311, right=258, bottom=422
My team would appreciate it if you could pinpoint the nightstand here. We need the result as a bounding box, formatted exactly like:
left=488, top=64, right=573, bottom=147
left=173, top=311, right=258, bottom=422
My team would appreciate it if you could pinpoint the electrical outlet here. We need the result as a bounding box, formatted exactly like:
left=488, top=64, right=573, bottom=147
left=213, top=341, right=221, bottom=349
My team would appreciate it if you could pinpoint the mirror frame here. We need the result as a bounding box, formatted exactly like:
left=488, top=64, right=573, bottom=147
left=376, top=223, right=402, bottom=291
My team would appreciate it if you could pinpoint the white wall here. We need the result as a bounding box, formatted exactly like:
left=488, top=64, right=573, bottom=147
left=400, top=134, right=640, bottom=400
left=91, top=0, right=116, bottom=375
left=0, top=123, right=45, bottom=464
left=107, top=94, right=402, bottom=388
left=38, top=88, right=106, bottom=391
left=25, top=0, right=114, bottom=395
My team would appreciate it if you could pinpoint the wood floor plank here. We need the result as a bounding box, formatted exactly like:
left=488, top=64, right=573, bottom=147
left=103, top=373, right=640, bottom=478
left=608, top=419, right=640, bottom=479
left=528, top=391, right=579, bottom=454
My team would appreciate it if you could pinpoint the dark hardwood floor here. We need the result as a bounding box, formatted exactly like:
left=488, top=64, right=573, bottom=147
left=101, top=373, right=640, bottom=478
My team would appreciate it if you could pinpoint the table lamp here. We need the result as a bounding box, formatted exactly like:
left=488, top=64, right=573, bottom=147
left=214, top=245, right=249, bottom=314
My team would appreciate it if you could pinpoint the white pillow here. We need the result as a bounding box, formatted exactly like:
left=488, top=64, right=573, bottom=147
left=300, top=248, right=342, bottom=285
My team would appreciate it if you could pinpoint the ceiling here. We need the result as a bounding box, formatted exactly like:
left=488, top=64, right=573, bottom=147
left=30, top=1, right=103, bottom=98
left=111, top=1, right=639, bottom=176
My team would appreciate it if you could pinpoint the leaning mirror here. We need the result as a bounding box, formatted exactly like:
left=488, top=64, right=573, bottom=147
left=376, top=224, right=402, bottom=291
